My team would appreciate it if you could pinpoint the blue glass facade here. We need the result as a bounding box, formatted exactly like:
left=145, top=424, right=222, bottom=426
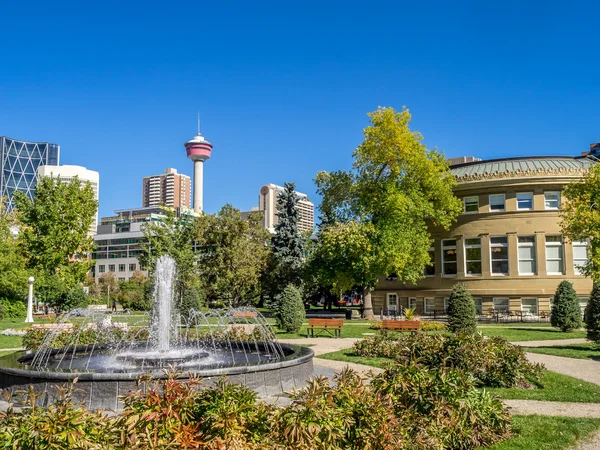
left=0, top=136, right=60, bottom=211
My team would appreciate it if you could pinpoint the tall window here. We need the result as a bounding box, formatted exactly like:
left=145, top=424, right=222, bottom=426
left=109, top=264, right=115, bottom=273
left=129, top=263, right=137, bottom=272
left=521, top=298, right=538, bottom=315
left=545, top=235, right=564, bottom=275
left=489, top=194, right=505, bottom=211
left=98, top=265, right=105, bottom=273
left=516, top=192, right=533, bottom=210
left=474, top=297, right=483, bottom=315
left=464, top=196, right=479, bottom=213
left=493, top=298, right=510, bottom=313
left=386, top=294, right=398, bottom=312
left=517, top=236, right=537, bottom=275
left=464, top=238, right=482, bottom=276
left=545, top=192, right=560, bottom=210
left=408, top=297, right=416, bottom=309
left=490, top=237, right=509, bottom=275
left=572, top=240, right=589, bottom=275
left=442, top=239, right=457, bottom=275
left=118, top=264, right=126, bottom=272
left=424, top=298, right=436, bottom=313
left=424, top=247, right=435, bottom=276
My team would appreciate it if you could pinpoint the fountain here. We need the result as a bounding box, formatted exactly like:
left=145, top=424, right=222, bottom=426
left=0, top=256, right=313, bottom=410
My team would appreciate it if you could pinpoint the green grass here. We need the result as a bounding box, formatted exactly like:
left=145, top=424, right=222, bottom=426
left=478, top=323, right=556, bottom=328
left=524, top=343, right=600, bottom=360
left=0, top=335, right=23, bottom=349
left=488, top=415, right=600, bottom=450
left=275, top=325, right=375, bottom=339
left=479, top=327, right=586, bottom=342
left=0, top=350, right=18, bottom=358
left=318, top=349, right=600, bottom=403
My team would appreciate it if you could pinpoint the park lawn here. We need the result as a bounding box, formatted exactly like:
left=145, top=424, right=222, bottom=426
left=478, top=327, right=586, bottom=342
left=525, top=343, right=600, bottom=360
left=318, top=349, right=600, bottom=403
left=0, top=335, right=23, bottom=349
left=478, top=323, right=556, bottom=328
left=0, top=350, right=18, bottom=358
left=275, top=325, right=375, bottom=339
left=488, top=415, right=600, bottom=450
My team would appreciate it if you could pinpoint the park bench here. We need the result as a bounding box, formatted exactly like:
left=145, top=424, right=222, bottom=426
left=306, top=318, right=344, bottom=338
left=232, top=311, right=258, bottom=319
left=380, top=320, right=420, bottom=333
left=88, top=305, right=110, bottom=312
left=30, top=323, right=74, bottom=332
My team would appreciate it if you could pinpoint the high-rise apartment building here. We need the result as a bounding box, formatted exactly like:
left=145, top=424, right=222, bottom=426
left=0, top=136, right=60, bottom=211
left=258, top=184, right=315, bottom=234
left=37, top=164, right=100, bottom=234
left=142, top=168, right=191, bottom=208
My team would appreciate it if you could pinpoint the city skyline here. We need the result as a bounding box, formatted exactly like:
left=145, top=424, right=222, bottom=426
left=2, top=1, right=599, bottom=221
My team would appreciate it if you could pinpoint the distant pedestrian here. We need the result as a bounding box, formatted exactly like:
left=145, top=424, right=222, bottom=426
left=112, top=299, right=117, bottom=313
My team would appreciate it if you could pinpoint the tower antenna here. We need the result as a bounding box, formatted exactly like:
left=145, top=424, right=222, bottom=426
left=197, top=112, right=201, bottom=135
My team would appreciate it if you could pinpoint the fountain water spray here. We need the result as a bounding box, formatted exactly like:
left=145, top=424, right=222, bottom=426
left=151, top=255, right=176, bottom=353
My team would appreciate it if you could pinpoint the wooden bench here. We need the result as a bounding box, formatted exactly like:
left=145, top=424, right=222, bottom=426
left=380, top=320, right=421, bottom=333
left=233, top=311, right=258, bottom=319
left=307, top=318, right=344, bottom=338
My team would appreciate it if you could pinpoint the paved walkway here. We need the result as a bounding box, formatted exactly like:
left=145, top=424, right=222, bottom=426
left=524, top=352, right=600, bottom=386
left=505, top=400, right=600, bottom=418
left=278, top=338, right=359, bottom=355
left=513, top=338, right=588, bottom=347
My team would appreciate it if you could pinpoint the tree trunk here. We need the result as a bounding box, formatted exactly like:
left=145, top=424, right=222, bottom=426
left=363, top=286, right=374, bottom=320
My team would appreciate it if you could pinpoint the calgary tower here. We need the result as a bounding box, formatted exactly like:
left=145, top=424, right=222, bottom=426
left=184, top=116, right=213, bottom=213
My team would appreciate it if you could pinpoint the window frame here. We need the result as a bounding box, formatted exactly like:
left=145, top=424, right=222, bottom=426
left=517, top=235, right=537, bottom=275
left=424, top=246, right=435, bottom=277
left=521, top=297, right=538, bottom=315
left=424, top=297, right=436, bottom=314
left=98, top=265, right=105, bottom=273
left=490, top=236, right=509, bottom=276
left=386, top=293, right=398, bottom=312
left=118, top=264, right=126, bottom=272
left=493, top=297, right=510, bottom=313
left=408, top=297, right=417, bottom=310
left=464, top=237, right=482, bottom=276
left=441, top=239, right=457, bottom=276
left=489, top=194, right=506, bottom=212
left=108, top=264, right=115, bottom=273
left=463, top=196, right=479, bottom=214
left=516, top=192, right=533, bottom=210
left=545, top=235, right=564, bottom=275
left=474, top=297, right=483, bottom=315
left=572, top=240, right=589, bottom=276
left=544, top=191, right=560, bottom=210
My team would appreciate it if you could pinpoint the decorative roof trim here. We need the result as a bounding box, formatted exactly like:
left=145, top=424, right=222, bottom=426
left=454, top=165, right=590, bottom=182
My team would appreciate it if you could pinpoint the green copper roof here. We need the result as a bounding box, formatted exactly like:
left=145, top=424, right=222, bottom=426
left=451, top=156, right=595, bottom=179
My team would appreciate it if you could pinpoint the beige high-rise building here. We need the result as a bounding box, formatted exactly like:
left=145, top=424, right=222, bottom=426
left=142, top=168, right=191, bottom=208
left=258, top=183, right=314, bottom=234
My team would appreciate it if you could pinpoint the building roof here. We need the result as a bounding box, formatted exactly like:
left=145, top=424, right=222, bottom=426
left=450, top=156, right=596, bottom=181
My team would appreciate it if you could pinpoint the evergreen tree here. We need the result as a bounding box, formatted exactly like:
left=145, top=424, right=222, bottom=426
left=446, top=283, right=477, bottom=334
left=586, top=283, right=600, bottom=342
left=271, top=182, right=305, bottom=292
left=551, top=280, right=582, bottom=332
left=275, top=284, right=305, bottom=332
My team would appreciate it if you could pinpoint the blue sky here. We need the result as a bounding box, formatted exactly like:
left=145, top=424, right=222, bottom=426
left=1, top=0, right=599, bottom=220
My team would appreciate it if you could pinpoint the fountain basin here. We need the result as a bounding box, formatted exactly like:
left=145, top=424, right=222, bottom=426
left=0, top=343, right=313, bottom=410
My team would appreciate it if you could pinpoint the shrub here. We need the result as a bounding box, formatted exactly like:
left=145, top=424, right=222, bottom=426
left=551, top=280, right=582, bottom=332
left=586, top=283, right=600, bottom=343
left=0, top=298, right=26, bottom=319
left=419, top=321, right=445, bottom=332
left=354, top=332, right=543, bottom=388
left=403, top=307, right=419, bottom=320
left=275, top=284, right=305, bottom=332
left=447, top=283, right=477, bottom=333
left=179, top=287, right=204, bottom=318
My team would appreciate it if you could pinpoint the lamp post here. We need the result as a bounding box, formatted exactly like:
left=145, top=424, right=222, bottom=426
left=25, top=276, right=34, bottom=323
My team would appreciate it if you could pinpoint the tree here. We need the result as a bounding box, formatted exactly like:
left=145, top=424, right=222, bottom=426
left=97, top=272, right=120, bottom=303
left=138, top=207, right=199, bottom=300
left=446, top=283, right=477, bottom=333
left=14, top=176, right=96, bottom=288
left=117, top=276, right=150, bottom=311
left=271, top=182, right=305, bottom=291
left=275, top=284, right=305, bottom=332
left=551, top=280, right=582, bottom=332
left=313, top=107, right=461, bottom=319
left=560, top=164, right=600, bottom=279
left=0, top=201, right=28, bottom=302
left=586, top=283, right=600, bottom=343
left=196, top=205, right=271, bottom=306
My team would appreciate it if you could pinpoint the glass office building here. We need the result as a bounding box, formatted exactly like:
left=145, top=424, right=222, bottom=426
left=0, top=136, right=60, bottom=211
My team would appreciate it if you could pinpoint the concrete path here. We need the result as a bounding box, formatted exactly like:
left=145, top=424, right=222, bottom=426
left=573, top=430, right=600, bottom=450
left=313, top=357, right=383, bottom=378
left=513, top=338, right=588, bottom=347
left=0, top=348, right=23, bottom=352
left=505, top=400, right=600, bottom=418
left=278, top=338, right=358, bottom=356
left=525, top=352, right=600, bottom=386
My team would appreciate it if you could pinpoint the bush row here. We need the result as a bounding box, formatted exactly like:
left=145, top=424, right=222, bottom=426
left=0, top=365, right=511, bottom=449
left=354, top=332, right=543, bottom=388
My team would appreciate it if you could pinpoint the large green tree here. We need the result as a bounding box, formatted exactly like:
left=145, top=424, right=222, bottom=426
left=313, top=107, right=461, bottom=319
left=551, top=280, right=582, bottom=332
left=196, top=205, right=271, bottom=306
left=269, top=182, right=305, bottom=296
left=138, top=207, right=199, bottom=300
left=560, top=164, right=600, bottom=279
left=14, top=176, right=97, bottom=288
left=0, top=202, right=28, bottom=302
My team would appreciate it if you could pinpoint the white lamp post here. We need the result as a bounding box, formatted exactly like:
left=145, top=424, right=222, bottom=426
left=25, top=276, right=34, bottom=323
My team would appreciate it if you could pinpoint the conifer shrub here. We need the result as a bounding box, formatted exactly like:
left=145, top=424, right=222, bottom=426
left=586, top=283, right=600, bottom=343
left=275, top=284, right=305, bottom=332
left=551, top=280, right=583, bottom=332
left=446, top=283, right=477, bottom=333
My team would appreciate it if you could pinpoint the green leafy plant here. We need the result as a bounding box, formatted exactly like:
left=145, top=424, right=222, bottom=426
left=402, top=307, right=419, bottom=321
left=275, top=284, right=305, bottom=333
left=551, top=280, right=583, bottom=332
left=419, top=321, right=445, bottom=332
left=0, top=298, right=27, bottom=319
left=447, top=283, right=477, bottom=334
